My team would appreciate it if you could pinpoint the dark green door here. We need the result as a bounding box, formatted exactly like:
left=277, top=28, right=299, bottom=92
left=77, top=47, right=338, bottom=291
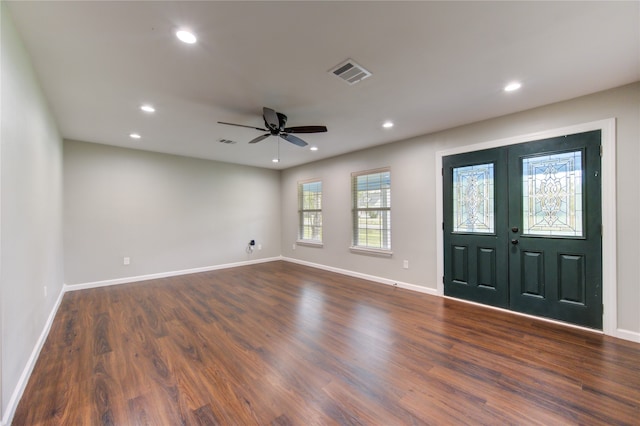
left=443, top=131, right=602, bottom=329
left=443, top=147, right=509, bottom=308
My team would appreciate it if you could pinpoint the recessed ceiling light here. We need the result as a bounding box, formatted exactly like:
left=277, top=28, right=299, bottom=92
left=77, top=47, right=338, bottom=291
left=504, top=82, right=522, bottom=92
left=272, top=158, right=280, bottom=163
left=129, top=133, right=141, bottom=139
left=176, top=29, right=197, bottom=44
left=310, top=146, right=319, bottom=151
left=140, top=104, right=155, bottom=113
left=382, top=121, right=394, bottom=128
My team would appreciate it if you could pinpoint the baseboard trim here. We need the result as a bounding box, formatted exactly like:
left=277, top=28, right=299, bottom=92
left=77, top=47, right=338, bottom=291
left=64, top=256, right=282, bottom=292
left=613, top=328, right=640, bottom=343
left=282, top=257, right=438, bottom=296
left=2, top=287, right=65, bottom=426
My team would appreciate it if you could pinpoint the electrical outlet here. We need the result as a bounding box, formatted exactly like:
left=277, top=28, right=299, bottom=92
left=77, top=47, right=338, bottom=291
left=257, top=244, right=262, bottom=250
left=403, top=260, right=409, bottom=269
left=44, top=286, right=47, bottom=297
left=123, top=256, right=130, bottom=265
left=292, top=243, right=296, bottom=250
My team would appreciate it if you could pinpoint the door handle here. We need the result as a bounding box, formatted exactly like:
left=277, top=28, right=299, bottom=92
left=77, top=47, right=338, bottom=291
left=511, top=239, right=519, bottom=245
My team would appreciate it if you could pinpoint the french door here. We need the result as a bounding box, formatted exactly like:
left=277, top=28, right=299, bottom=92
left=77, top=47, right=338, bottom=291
left=443, top=130, right=602, bottom=329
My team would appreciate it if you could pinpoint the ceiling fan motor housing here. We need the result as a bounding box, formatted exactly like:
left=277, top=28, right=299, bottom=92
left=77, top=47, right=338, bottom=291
left=264, top=113, right=288, bottom=134
left=276, top=113, right=287, bottom=130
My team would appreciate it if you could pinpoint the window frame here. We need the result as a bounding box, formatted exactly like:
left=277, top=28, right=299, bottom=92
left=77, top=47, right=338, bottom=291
left=350, top=167, right=392, bottom=256
left=297, top=179, right=323, bottom=246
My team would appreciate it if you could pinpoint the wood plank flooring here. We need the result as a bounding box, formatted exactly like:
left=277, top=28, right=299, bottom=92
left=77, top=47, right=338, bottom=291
left=13, top=261, right=640, bottom=425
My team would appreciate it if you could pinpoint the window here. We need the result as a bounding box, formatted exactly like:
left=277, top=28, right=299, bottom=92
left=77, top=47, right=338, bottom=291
left=352, top=168, right=391, bottom=252
left=298, top=180, right=322, bottom=243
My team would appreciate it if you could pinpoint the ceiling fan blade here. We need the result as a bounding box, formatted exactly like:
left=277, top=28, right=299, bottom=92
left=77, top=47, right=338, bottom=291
left=284, top=125, right=328, bottom=134
left=281, top=133, right=308, bottom=147
left=218, top=121, right=266, bottom=131
left=248, top=134, right=270, bottom=144
left=263, top=107, right=279, bottom=131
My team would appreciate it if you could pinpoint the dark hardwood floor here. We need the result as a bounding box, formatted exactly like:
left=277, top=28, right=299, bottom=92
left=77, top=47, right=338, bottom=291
left=13, top=261, right=640, bottom=425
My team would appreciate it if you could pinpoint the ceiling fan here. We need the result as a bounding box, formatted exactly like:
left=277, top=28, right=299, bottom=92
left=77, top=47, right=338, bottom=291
left=218, top=107, right=327, bottom=147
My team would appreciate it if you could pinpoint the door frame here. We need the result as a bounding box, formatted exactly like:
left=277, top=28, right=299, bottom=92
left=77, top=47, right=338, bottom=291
left=435, top=119, right=617, bottom=336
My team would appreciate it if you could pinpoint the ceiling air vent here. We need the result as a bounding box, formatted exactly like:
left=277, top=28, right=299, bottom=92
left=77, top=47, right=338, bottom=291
left=218, top=138, right=237, bottom=144
left=329, top=59, right=372, bottom=85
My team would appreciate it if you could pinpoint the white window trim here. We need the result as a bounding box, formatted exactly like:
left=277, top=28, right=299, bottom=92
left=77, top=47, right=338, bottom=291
left=296, top=240, right=324, bottom=248
left=435, top=119, right=618, bottom=338
left=349, top=246, right=393, bottom=257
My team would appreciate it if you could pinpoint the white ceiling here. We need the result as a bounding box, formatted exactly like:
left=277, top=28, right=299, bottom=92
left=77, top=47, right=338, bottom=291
left=6, top=1, right=639, bottom=170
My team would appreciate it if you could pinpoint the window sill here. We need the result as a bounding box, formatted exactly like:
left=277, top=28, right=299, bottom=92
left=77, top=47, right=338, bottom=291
left=349, top=246, right=393, bottom=257
left=296, top=240, right=324, bottom=248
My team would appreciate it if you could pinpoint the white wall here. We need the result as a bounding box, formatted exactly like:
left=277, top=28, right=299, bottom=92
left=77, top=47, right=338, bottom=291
left=64, top=140, right=281, bottom=285
left=281, top=82, right=640, bottom=338
left=0, top=3, right=65, bottom=423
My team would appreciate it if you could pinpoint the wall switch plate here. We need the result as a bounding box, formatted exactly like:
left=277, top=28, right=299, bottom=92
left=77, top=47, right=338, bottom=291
left=44, top=286, right=47, bottom=297
left=292, top=243, right=296, bottom=250
left=403, top=260, right=409, bottom=269
left=124, top=256, right=130, bottom=265
left=257, top=244, right=262, bottom=250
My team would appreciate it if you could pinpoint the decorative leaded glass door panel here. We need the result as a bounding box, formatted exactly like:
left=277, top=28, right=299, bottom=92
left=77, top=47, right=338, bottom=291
left=443, top=130, right=602, bottom=329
